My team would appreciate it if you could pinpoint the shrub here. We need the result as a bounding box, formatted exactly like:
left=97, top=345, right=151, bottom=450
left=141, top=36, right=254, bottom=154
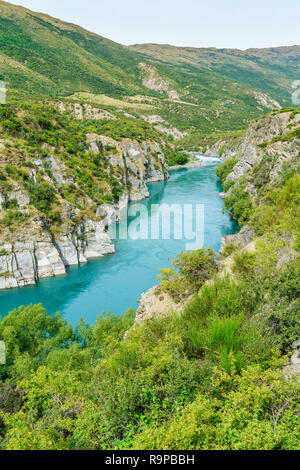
left=132, top=365, right=300, bottom=450
left=222, top=242, right=240, bottom=257
left=26, top=181, right=56, bottom=214
left=2, top=210, right=28, bottom=228
left=158, top=248, right=217, bottom=301
left=216, top=157, right=238, bottom=181
left=224, top=183, right=253, bottom=225
left=164, top=147, right=189, bottom=166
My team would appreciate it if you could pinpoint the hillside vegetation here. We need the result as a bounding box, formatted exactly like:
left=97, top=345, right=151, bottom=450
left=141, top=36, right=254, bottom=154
left=0, top=102, right=166, bottom=234
left=1, top=0, right=300, bottom=134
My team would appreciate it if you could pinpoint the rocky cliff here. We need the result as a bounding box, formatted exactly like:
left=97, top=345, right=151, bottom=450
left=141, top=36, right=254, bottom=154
left=208, top=109, right=300, bottom=199
left=0, top=104, right=169, bottom=289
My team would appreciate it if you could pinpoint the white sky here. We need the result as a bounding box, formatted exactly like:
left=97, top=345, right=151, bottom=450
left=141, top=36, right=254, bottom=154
left=9, top=0, right=300, bottom=49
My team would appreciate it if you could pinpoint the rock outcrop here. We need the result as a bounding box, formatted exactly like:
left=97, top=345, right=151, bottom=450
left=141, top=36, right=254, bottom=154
left=220, top=226, right=255, bottom=253
left=141, top=115, right=187, bottom=140
left=135, top=285, right=184, bottom=326
left=139, top=63, right=180, bottom=100
left=284, top=341, right=300, bottom=377
left=86, top=134, right=168, bottom=201
left=55, top=102, right=116, bottom=121
left=0, top=131, right=168, bottom=289
left=204, top=110, right=300, bottom=205
left=0, top=219, right=115, bottom=289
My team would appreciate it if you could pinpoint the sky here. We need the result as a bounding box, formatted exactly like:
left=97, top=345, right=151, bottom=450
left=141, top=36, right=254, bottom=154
left=9, top=0, right=300, bottom=49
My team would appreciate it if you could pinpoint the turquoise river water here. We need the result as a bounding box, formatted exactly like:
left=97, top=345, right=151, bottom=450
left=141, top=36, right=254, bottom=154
left=0, top=163, right=238, bottom=324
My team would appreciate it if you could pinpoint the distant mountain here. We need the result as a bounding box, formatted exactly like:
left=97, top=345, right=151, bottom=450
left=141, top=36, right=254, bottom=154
left=0, top=0, right=299, bottom=134
left=129, top=43, right=300, bottom=103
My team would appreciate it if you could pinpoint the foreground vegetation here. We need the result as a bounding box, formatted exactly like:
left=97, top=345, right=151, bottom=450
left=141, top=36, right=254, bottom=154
left=0, top=257, right=298, bottom=450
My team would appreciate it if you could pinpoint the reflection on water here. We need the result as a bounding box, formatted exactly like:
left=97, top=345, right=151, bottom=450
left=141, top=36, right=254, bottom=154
left=0, top=165, right=238, bottom=325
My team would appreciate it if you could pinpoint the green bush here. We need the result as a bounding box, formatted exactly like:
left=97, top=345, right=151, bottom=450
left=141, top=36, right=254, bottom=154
left=224, top=182, right=253, bottom=225
left=216, top=157, right=238, bottom=181
left=164, top=147, right=189, bottom=166
left=26, top=181, right=56, bottom=214
left=2, top=210, right=28, bottom=228
left=132, top=365, right=300, bottom=450
left=158, top=248, right=217, bottom=301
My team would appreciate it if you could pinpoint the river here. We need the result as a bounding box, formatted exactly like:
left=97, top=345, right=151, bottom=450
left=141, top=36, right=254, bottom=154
left=0, top=162, right=238, bottom=324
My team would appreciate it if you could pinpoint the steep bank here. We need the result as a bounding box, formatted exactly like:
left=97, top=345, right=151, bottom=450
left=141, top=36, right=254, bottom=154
left=135, top=109, right=300, bottom=324
left=0, top=103, right=169, bottom=289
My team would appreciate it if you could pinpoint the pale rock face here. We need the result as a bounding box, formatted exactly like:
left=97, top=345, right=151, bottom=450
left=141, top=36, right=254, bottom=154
left=220, top=226, right=255, bottom=253
left=212, top=111, right=300, bottom=199
left=226, top=145, right=260, bottom=181
left=0, top=276, right=19, bottom=290
left=35, top=242, right=66, bottom=278
left=0, top=242, right=36, bottom=288
left=55, top=236, right=79, bottom=266
left=139, top=63, right=180, bottom=100
left=250, top=91, right=281, bottom=110
left=13, top=191, right=30, bottom=207
left=42, top=155, right=74, bottom=186
left=135, top=285, right=184, bottom=326
left=141, top=114, right=164, bottom=124
left=284, top=341, right=300, bottom=376
left=14, top=244, right=37, bottom=285
left=140, top=115, right=187, bottom=140
left=96, top=203, right=120, bottom=226
left=80, top=219, right=115, bottom=259
left=86, top=134, right=168, bottom=202
left=56, top=102, right=116, bottom=121
left=155, top=124, right=187, bottom=141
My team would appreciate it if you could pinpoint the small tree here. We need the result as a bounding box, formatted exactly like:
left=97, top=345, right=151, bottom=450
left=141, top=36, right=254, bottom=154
left=158, top=248, right=217, bottom=301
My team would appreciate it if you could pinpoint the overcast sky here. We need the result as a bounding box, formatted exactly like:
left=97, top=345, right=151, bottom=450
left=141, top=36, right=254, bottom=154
left=10, top=0, right=300, bottom=49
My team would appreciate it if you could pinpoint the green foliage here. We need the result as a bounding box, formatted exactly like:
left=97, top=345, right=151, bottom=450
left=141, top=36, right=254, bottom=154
left=158, top=248, right=217, bottom=301
left=163, top=147, right=190, bottom=166
left=26, top=181, right=56, bottom=214
left=251, top=173, right=300, bottom=236
left=0, top=248, right=299, bottom=450
left=132, top=365, right=300, bottom=450
left=221, top=242, right=240, bottom=257
left=216, top=157, right=238, bottom=181
left=224, top=182, right=253, bottom=225
left=1, top=210, right=28, bottom=228
left=1, top=1, right=297, bottom=134
left=263, top=259, right=300, bottom=353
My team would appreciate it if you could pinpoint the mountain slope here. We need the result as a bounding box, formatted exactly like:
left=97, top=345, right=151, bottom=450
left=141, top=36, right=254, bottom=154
left=0, top=0, right=299, bottom=135
left=129, top=43, right=300, bottom=103
left=0, top=0, right=146, bottom=98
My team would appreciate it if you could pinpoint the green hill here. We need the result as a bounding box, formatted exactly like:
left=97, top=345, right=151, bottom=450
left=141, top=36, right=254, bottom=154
left=0, top=0, right=299, bottom=134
